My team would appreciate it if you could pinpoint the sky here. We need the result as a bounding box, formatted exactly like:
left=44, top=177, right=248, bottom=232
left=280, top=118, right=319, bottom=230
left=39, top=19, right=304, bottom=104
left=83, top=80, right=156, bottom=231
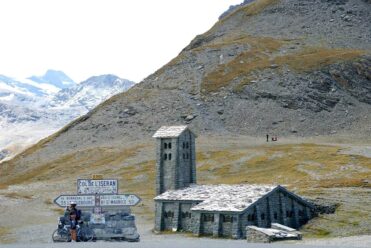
left=0, top=0, right=242, bottom=83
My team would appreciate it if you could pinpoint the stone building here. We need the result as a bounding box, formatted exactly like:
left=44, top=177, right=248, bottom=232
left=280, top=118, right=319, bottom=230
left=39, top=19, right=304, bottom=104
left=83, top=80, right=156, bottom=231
left=153, top=125, right=196, bottom=196
left=153, top=126, right=315, bottom=239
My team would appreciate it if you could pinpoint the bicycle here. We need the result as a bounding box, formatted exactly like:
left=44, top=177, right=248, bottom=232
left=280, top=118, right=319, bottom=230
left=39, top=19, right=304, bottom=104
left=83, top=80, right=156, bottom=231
left=52, top=222, right=94, bottom=242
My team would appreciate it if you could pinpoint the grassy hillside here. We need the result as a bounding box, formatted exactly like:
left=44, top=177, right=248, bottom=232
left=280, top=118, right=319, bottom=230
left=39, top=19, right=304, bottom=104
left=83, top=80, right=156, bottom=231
left=1, top=137, right=370, bottom=239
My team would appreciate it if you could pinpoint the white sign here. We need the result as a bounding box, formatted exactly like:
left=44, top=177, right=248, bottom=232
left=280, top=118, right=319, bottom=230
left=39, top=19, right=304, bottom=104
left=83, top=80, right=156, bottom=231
left=100, top=194, right=141, bottom=206
left=54, top=194, right=141, bottom=208
left=90, top=213, right=106, bottom=224
left=54, top=195, right=96, bottom=207
left=77, top=179, right=118, bottom=195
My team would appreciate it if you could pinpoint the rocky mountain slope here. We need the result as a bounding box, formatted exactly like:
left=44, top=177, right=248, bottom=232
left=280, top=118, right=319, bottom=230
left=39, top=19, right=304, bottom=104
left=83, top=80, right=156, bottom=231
left=0, top=0, right=370, bottom=242
left=1, top=0, right=370, bottom=182
left=0, top=73, right=134, bottom=161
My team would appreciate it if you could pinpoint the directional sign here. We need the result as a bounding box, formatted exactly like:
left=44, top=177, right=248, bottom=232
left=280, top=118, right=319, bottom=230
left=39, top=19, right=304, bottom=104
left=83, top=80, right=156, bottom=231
left=54, top=195, right=95, bottom=207
left=100, top=194, right=141, bottom=206
left=77, top=179, right=118, bottom=195
left=54, top=194, right=141, bottom=208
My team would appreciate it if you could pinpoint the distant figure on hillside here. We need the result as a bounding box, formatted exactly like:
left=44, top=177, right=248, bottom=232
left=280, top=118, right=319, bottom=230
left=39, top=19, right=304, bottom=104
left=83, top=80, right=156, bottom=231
left=266, top=134, right=269, bottom=142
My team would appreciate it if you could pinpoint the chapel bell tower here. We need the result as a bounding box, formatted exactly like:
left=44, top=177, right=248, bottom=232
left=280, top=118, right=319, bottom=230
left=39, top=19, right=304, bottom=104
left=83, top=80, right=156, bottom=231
left=153, top=125, right=196, bottom=196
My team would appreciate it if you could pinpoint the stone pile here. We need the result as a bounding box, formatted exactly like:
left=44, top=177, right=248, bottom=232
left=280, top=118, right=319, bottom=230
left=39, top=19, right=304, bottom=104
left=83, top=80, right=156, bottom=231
left=246, top=224, right=302, bottom=243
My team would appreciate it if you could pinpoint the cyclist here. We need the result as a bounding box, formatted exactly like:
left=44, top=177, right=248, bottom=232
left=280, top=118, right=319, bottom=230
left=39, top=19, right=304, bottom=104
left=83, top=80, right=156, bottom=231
left=66, top=201, right=81, bottom=242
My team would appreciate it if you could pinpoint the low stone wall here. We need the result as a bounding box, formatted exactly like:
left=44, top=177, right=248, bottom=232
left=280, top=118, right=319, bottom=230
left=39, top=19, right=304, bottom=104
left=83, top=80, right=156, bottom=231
left=246, top=226, right=272, bottom=243
left=246, top=225, right=302, bottom=243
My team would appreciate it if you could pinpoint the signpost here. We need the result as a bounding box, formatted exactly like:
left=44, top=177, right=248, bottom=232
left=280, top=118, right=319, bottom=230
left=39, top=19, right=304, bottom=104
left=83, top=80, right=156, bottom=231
left=77, top=179, right=118, bottom=195
left=53, top=176, right=141, bottom=241
left=54, top=177, right=141, bottom=210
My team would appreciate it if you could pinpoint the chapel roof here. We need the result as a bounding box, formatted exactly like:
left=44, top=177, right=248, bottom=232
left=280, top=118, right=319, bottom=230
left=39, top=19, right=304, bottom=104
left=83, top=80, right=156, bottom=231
left=153, top=125, right=193, bottom=138
left=154, top=184, right=278, bottom=212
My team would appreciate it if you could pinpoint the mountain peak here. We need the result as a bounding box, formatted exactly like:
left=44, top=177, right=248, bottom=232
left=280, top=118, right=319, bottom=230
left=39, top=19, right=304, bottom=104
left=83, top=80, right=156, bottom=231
left=28, top=69, right=76, bottom=89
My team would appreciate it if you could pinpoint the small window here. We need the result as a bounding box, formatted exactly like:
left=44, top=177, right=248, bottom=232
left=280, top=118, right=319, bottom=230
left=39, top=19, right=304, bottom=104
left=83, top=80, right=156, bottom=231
left=164, top=154, right=167, bottom=160
left=299, top=210, right=304, bottom=217
left=186, top=142, right=189, bottom=149
left=203, top=214, right=214, bottom=222
left=164, top=211, right=174, bottom=218
left=261, top=213, right=265, bottom=220
left=168, top=142, right=172, bottom=149
left=222, top=215, right=233, bottom=223
left=186, top=153, right=189, bottom=159
left=183, top=142, right=185, bottom=149
left=181, top=212, right=191, bottom=218
left=274, top=212, right=278, bottom=220
left=164, top=143, right=168, bottom=149
left=248, top=214, right=256, bottom=221
left=169, top=153, right=172, bottom=160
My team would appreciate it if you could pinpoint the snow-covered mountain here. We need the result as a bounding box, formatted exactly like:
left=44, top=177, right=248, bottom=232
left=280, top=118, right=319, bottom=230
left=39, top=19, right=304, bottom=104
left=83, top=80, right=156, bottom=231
left=0, top=72, right=134, bottom=161
left=50, top=74, right=134, bottom=111
left=28, top=69, right=76, bottom=90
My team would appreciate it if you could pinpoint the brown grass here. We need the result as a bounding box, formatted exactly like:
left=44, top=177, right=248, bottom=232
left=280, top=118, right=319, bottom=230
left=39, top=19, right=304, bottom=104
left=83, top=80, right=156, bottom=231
left=202, top=35, right=285, bottom=92
left=0, top=227, right=13, bottom=244
left=202, top=46, right=365, bottom=93
left=3, top=192, right=33, bottom=199
left=0, top=184, right=8, bottom=190
left=274, top=48, right=365, bottom=72
left=196, top=143, right=371, bottom=188
left=2, top=145, right=147, bottom=186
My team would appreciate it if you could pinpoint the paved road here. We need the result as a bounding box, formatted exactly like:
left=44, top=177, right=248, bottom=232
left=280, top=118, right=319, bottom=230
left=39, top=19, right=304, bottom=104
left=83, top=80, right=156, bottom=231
left=0, top=239, right=361, bottom=248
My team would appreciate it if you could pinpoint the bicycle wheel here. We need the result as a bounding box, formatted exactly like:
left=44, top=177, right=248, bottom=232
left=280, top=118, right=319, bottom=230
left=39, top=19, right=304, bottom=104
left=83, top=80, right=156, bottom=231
left=78, top=227, right=95, bottom=242
left=52, top=229, right=70, bottom=242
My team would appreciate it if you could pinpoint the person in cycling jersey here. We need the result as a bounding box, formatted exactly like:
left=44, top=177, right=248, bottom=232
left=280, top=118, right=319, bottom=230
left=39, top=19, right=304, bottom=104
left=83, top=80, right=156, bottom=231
left=65, top=201, right=81, bottom=242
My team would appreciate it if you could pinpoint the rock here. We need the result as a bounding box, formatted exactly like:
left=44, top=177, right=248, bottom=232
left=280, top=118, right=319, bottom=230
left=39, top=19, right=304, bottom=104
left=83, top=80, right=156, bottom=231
left=0, top=149, right=10, bottom=160
left=270, top=64, right=279, bottom=69
left=124, top=108, right=137, bottom=116
left=291, top=129, right=298, bottom=133
left=185, top=115, right=196, bottom=121
left=217, top=109, right=224, bottom=115
left=343, top=15, right=351, bottom=21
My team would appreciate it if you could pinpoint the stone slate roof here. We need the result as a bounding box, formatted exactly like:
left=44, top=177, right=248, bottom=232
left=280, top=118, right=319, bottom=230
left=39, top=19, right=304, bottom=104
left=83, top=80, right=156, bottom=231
left=152, top=125, right=189, bottom=138
left=154, top=184, right=277, bottom=212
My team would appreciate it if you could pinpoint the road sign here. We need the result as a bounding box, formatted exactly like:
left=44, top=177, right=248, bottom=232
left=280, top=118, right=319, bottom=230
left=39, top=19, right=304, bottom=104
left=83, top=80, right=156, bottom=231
left=77, top=179, right=118, bottom=195
left=54, top=195, right=95, bottom=207
left=54, top=194, right=141, bottom=208
left=100, top=194, right=141, bottom=206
